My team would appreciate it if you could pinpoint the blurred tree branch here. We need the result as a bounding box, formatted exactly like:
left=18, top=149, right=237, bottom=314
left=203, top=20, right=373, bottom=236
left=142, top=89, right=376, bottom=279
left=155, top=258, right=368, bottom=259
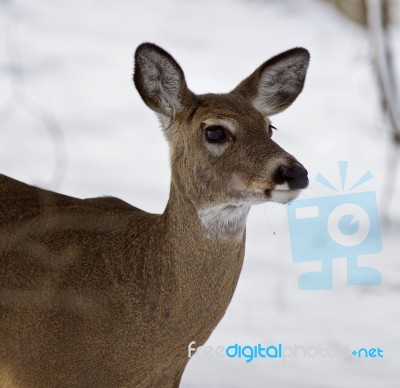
left=330, top=0, right=399, bottom=220
left=365, top=0, right=400, bottom=221
left=0, top=0, right=68, bottom=190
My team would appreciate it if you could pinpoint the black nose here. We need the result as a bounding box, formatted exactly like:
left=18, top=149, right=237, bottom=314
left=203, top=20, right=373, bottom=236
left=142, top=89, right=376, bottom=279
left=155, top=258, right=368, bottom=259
left=277, top=164, right=309, bottom=189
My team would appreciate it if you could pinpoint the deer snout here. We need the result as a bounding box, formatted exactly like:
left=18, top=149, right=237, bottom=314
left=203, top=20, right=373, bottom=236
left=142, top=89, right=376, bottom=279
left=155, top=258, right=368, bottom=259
left=276, top=163, right=309, bottom=190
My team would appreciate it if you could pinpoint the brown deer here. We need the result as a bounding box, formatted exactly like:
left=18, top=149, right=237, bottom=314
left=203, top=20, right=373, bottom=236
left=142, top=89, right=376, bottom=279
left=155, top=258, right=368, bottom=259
left=0, top=43, right=309, bottom=387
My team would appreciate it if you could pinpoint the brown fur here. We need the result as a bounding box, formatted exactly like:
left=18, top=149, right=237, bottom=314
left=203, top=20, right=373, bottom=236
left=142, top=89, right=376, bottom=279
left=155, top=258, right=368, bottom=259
left=0, top=43, right=309, bottom=387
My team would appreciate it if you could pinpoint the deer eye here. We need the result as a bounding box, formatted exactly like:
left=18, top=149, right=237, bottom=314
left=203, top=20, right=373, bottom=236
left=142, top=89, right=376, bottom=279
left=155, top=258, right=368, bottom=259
left=204, top=125, right=230, bottom=143
left=268, top=124, right=277, bottom=137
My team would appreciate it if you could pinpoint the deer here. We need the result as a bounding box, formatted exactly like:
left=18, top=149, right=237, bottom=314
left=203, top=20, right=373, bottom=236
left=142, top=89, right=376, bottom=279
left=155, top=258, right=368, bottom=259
left=0, top=42, right=310, bottom=387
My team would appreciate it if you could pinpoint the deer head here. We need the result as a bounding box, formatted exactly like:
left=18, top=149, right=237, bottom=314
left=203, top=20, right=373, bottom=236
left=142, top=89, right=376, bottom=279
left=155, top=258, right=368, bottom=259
left=134, top=43, right=309, bottom=238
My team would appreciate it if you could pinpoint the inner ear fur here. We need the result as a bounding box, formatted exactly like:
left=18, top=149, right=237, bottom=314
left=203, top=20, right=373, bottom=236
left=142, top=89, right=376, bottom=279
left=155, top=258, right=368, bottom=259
left=134, top=43, right=196, bottom=119
left=231, top=47, right=310, bottom=116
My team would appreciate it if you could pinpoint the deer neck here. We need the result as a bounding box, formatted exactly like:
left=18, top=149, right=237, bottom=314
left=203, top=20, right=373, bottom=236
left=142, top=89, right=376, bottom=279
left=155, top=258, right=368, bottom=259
left=162, top=179, right=249, bottom=247
left=159, top=181, right=247, bottom=335
left=161, top=179, right=248, bottom=286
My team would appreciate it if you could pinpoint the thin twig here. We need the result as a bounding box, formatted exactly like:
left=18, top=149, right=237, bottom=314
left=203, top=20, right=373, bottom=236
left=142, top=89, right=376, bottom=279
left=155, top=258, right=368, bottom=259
left=366, top=0, right=400, bottom=220
left=0, top=0, right=68, bottom=190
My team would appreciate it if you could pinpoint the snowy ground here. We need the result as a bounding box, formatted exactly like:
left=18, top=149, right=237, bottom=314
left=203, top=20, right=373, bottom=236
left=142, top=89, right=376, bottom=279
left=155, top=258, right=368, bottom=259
left=1, top=0, right=400, bottom=387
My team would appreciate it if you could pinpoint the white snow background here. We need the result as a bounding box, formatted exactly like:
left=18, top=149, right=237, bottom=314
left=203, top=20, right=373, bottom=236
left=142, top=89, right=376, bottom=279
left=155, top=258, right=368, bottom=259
left=0, top=0, right=400, bottom=387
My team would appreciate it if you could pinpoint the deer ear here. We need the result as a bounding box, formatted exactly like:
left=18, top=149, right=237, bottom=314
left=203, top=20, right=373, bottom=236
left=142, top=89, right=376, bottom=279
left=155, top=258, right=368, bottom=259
left=134, top=43, right=194, bottom=124
left=232, top=48, right=310, bottom=116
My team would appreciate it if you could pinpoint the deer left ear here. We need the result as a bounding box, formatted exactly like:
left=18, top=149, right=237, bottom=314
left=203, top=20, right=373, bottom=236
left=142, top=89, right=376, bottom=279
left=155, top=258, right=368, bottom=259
left=232, top=48, right=310, bottom=116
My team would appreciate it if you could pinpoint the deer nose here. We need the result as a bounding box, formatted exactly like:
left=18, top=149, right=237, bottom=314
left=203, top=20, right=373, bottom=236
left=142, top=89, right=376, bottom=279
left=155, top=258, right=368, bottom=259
left=278, top=164, right=309, bottom=190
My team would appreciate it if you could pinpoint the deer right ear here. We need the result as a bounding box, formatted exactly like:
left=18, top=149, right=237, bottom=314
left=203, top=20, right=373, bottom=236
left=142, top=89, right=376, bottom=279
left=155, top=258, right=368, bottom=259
left=134, top=43, right=193, bottom=127
left=232, top=48, right=310, bottom=116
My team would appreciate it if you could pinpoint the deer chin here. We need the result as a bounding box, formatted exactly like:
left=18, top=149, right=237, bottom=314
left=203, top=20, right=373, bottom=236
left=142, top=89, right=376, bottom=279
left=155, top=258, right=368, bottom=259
left=197, top=202, right=251, bottom=240
left=268, top=183, right=301, bottom=204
